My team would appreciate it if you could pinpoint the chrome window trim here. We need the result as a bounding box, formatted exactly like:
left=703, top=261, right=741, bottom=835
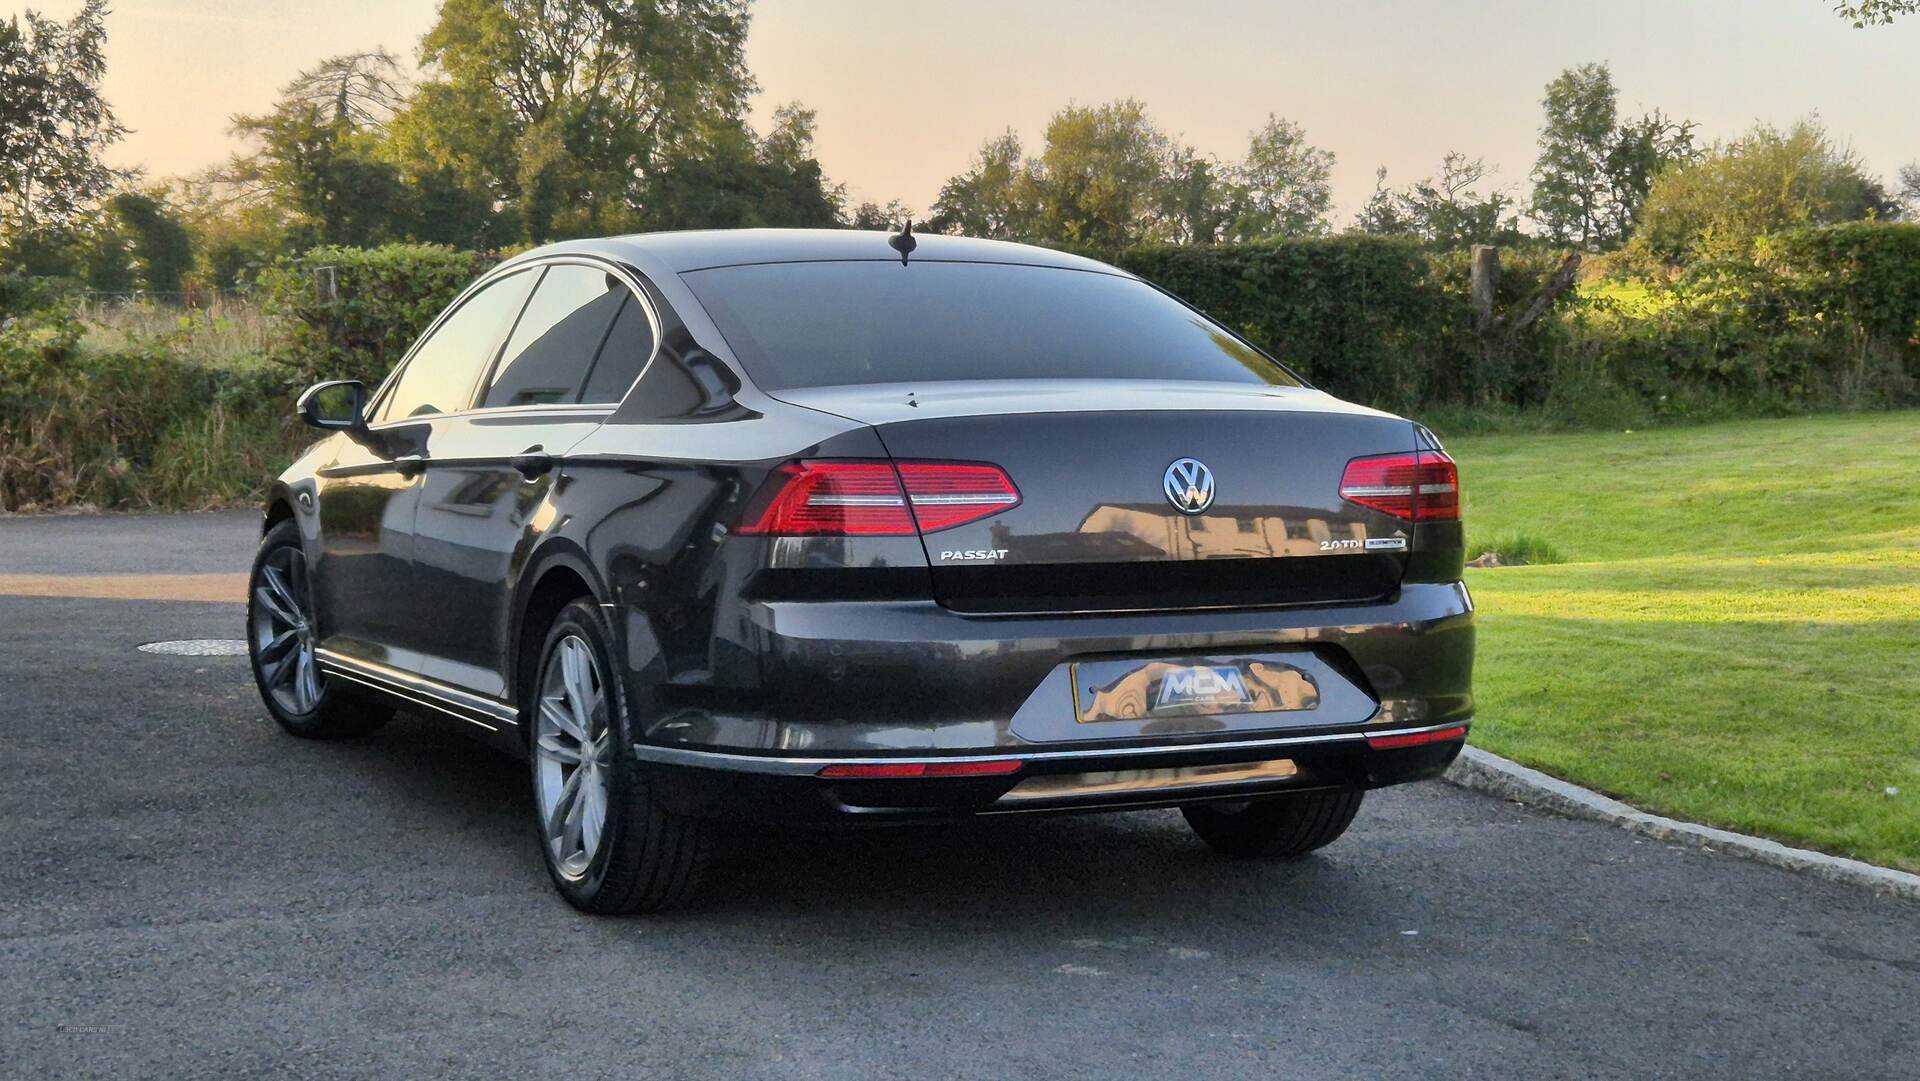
left=364, top=252, right=665, bottom=429
left=366, top=266, right=540, bottom=426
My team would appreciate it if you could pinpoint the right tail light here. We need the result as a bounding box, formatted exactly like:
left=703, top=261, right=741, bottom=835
left=1339, top=450, right=1459, bottom=521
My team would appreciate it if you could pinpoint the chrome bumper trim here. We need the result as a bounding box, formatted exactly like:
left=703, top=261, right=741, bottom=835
left=629, top=721, right=1469, bottom=776
left=995, top=757, right=1301, bottom=804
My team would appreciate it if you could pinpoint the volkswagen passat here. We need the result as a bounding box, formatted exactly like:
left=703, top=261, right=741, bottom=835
left=249, top=229, right=1474, bottom=914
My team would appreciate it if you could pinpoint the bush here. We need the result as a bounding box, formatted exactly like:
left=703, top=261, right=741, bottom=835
left=258, top=243, right=498, bottom=386
left=0, top=279, right=306, bottom=511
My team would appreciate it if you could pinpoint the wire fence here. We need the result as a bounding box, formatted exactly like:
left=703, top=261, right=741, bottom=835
left=79, top=288, right=255, bottom=306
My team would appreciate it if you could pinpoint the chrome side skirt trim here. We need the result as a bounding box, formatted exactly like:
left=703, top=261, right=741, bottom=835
left=629, top=721, right=1469, bottom=776
left=315, top=648, right=518, bottom=733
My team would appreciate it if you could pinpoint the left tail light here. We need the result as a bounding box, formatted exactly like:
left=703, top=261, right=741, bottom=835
left=1339, top=450, right=1459, bottom=521
left=736, top=460, right=1021, bottom=537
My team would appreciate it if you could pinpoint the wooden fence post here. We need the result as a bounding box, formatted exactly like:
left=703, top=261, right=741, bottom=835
left=1470, top=245, right=1499, bottom=343
left=1470, top=246, right=1581, bottom=394
left=313, top=266, right=340, bottom=365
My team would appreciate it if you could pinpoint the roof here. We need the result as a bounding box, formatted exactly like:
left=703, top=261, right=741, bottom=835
left=516, top=228, right=1126, bottom=277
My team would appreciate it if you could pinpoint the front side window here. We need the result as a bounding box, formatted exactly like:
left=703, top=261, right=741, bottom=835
left=682, top=260, right=1301, bottom=391
left=482, top=266, right=629, bottom=408
left=381, top=271, right=537, bottom=421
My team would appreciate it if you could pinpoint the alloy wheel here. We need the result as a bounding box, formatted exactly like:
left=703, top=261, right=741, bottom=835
left=533, top=635, right=612, bottom=879
left=250, top=544, right=322, bottom=714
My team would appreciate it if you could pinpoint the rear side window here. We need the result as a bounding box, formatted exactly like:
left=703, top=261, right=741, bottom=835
left=579, top=292, right=657, bottom=403
left=382, top=270, right=536, bottom=421
left=483, top=265, right=627, bottom=408
left=682, top=261, right=1300, bottom=391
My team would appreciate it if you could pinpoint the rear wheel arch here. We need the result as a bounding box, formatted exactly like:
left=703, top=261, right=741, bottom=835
left=510, top=545, right=611, bottom=736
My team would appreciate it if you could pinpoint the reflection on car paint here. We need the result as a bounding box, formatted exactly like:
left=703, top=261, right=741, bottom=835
left=1076, top=657, right=1320, bottom=723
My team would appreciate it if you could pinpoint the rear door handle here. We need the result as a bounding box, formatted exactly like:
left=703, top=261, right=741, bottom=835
left=394, top=454, right=426, bottom=478
left=510, top=447, right=555, bottom=480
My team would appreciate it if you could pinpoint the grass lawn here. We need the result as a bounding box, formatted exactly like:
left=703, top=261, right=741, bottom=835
left=1447, top=410, right=1920, bottom=872
left=1577, top=277, right=1673, bottom=317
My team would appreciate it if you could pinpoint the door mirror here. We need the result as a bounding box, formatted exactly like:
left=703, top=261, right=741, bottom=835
left=297, top=380, right=368, bottom=432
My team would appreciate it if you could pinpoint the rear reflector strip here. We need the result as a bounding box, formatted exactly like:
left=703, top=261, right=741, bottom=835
left=817, top=759, right=1024, bottom=779
left=1365, top=725, right=1468, bottom=750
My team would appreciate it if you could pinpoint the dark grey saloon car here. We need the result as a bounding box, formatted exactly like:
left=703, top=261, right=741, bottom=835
left=249, top=229, right=1474, bottom=913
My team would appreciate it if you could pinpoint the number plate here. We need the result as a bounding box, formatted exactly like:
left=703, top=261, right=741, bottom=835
left=1072, top=657, right=1321, bottom=723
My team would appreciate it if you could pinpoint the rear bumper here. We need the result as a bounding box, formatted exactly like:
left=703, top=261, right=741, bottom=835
left=629, top=580, right=1474, bottom=751
left=620, top=579, right=1474, bottom=822
left=637, top=723, right=1468, bottom=823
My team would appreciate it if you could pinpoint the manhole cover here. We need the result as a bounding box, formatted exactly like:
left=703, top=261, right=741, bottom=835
left=138, top=639, right=249, bottom=657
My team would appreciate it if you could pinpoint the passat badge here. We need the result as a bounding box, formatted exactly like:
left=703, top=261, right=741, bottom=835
left=1164, top=458, right=1215, bottom=515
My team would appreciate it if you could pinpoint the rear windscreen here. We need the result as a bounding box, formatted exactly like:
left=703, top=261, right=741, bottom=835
left=681, top=260, right=1301, bottom=391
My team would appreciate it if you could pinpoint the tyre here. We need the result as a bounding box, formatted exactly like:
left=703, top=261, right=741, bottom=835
left=247, top=519, right=391, bottom=739
left=528, top=599, right=709, bottom=914
left=1181, top=790, right=1365, bottom=858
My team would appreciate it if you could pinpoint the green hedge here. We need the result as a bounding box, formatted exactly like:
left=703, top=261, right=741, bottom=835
left=248, top=231, right=1919, bottom=427
left=1117, top=236, right=1453, bottom=412
left=1763, top=222, right=1920, bottom=346
left=1119, top=238, right=1589, bottom=414
left=258, top=243, right=498, bottom=386
left=1123, top=229, right=1917, bottom=424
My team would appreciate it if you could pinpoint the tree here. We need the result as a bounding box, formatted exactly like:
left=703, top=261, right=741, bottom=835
left=1163, top=155, right=1236, bottom=244
left=228, top=106, right=410, bottom=248
left=1897, top=162, right=1920, bottom=217
left=1529, top=63, right=1693, bottom=248
left=1028, top=99, right=1184, bottom=249
left=392, top=0, right=756, bottom=242
left=168, top=173, right=289, bottom=289
left=1603, top=109, right=1696, bottom=241
left=634, top=106, right=844, bottom=231
left=1633, top=119, right=1894, bottom=264
left=0, top=0, right=127, bottom=237
left=1530, top=63, right=1618, bottom=246
left=927, top=131, right=1034, bottom=239
left=1356, top=154, right=1520, bottom=249
left=216, top=49, right=497, bottom=250
left=932, top=104, right=1335, bottom=247
left=846, top=198, right=912, bottom=230
left=1404, top=153, right=1522, bottom=248
left=1353, top=167, right=1416, bottom=236
left=928, top=100, right=1191, bottom=248
left=1227, top=114, right=1335, bottom=240
left=276, top=49, right=408, bottom=129
left=105, top=191, right=194, bottom=294
left=1834, top=0, right=1917, bottom=24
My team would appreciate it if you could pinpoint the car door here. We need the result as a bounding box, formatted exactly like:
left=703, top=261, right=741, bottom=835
left=408, top=261, right=659, bottom=701
left=312, top=268, right=538, bottom=673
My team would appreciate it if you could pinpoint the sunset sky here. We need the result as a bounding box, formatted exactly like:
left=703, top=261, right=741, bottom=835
left=27, top=0, right=1920, bottom=220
